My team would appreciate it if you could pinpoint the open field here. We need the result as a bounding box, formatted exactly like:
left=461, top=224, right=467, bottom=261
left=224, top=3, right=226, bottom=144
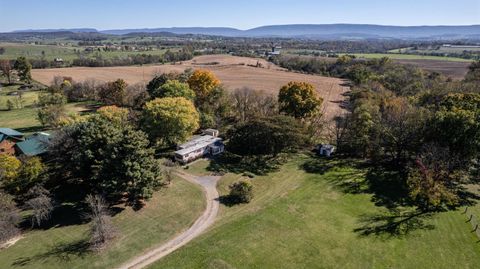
left=395, top=59, right=472, bottom=80
left=0, top=42, right=176, bottom=62
left=32, top=55, right=349, bottom=122
left=149, top=156, right=480, bottom=269
left=346, top=53, right=473, bottom=62
left=0, top=177, right=205, bottom=269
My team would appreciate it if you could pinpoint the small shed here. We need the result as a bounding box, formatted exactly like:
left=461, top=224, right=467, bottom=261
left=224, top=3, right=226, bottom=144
left=318, top=144, right=335, bottom=157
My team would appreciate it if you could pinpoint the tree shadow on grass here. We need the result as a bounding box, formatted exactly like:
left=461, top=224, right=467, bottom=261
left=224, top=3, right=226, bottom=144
left=207, top=152, right=286, bottom=176
left=12, top=239, right=91, bottom=267
left=354, top=208, right=435, bottom=238
left=216, top=195, right=238, bottom=207
left=301, top=156, right=439, bottom=237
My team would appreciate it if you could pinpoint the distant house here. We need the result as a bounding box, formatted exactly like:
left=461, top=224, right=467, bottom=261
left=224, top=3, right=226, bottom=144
left=175, top=129, right=224, bottom=164
left=0, top=128, right=25, bottom=155
left=318, top=144, right=335, bottom=157
left=15, top=132, right=51, bottom=156
left=267, top=46, right=281, bottom=56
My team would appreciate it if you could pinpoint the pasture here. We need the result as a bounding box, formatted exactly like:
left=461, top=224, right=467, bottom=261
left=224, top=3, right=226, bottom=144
left=0, top=42, right=176, bottom=62
left=31, top=55, right=350, bottom=122
left=150, top=156, right=480, bottom=269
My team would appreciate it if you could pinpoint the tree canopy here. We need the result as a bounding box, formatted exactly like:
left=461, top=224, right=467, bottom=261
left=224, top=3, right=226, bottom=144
left=13, top=56, right=32, bottom=83
left=187, top=69, right=220, bottom=105
left=278, top=81, right=323, bottom=118
left=142, top=97, right=200, bottom=146
left=227, top=115, right=307, bottom=156
left=156, top=80, right=195, bottom=100
left=49, top=115, right=164, bottom=203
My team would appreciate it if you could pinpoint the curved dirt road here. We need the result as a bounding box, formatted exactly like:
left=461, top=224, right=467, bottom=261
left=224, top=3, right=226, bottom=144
left=117, top=172, right=220, bottom=269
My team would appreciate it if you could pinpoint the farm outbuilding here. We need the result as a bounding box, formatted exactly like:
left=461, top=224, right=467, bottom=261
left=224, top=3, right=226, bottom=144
left=318, top=144, right=335, bottom=157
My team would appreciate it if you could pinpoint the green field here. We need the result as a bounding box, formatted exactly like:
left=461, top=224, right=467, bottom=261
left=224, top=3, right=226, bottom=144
left=150, top=155, right=480, bottom=269
left=0, top=177, right=205, bottom=269
left=345, top=53, right=473, bottom=62
left=0, top=42, right=178, bottom=62
left=0, top=86, right=96, bottom=133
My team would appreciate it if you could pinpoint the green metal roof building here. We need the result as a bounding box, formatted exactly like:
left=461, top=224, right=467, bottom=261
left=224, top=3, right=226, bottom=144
left=15, top=132, right=51, bottom=156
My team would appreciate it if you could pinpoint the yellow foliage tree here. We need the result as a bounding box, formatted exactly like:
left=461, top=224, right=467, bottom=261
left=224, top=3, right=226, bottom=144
left=278, top=81, right=323, bottom=118
left=97, top=105, right=129, bottom=123
left=187, top=69, right=220, bottom=103
left=143, top=97, right=200, bottom=146
left=0, top=155, right=21, bottom=185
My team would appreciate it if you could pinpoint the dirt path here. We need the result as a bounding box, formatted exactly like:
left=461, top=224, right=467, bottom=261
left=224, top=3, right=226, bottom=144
left=117, top=172, right=220, bottom=269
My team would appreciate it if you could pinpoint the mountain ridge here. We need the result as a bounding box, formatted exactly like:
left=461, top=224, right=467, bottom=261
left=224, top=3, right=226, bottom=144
left=6, top=24, right=480, bottom=39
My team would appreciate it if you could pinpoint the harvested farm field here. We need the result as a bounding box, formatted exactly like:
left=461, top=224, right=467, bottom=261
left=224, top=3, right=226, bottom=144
left=395, top=59, right=471, bottom=80
left=32, top=55, right=349, bottom=121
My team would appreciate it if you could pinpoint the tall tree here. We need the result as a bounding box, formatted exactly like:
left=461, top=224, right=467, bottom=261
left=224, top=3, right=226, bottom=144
left=25, top=185, right=53, bottom=227
left=13, top=56, right=32, bottom=83
left=142, top=97, right=200, bottom=146
left=49, top=116, right=164, bottom=203
left=0, top=191, right=20, bottom=244
left=227, top=115, right=307, bottom=156
left=85, top=194, right=116, bottom=251
left=155, top=80, right=195, bottom=100
left=187, top=69, right=220, bottom=106
left=98, top=79, right=127, bottom=106
left=0, top=60, right=13, bottom=84
left=278, top=81, right=323, bottom=119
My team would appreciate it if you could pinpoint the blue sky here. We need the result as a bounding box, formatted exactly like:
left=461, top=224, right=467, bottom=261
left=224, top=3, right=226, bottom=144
left=0, top=0, right=478, bottom=32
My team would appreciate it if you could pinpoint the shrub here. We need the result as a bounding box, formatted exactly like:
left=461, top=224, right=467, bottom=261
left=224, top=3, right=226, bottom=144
left=229, top=181, right=253, bottom=203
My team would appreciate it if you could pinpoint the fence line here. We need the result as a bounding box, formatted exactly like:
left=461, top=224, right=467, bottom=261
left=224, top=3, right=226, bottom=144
left=463, top=207, right=480, bottom=241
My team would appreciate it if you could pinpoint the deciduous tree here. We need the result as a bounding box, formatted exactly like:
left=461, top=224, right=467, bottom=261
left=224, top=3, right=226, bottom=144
left=187, top=69, right=220, bottom=105
left=85, top=194, right=116, bottom=251
left=0, top=60, right=13, bottom=84
left=98, top=79, right=127, bottom=106
left=13, top=56, right=32, bottom=83
left=142, top=97, right=200, bottom=146
left=278, top=81, right=323, bottom=118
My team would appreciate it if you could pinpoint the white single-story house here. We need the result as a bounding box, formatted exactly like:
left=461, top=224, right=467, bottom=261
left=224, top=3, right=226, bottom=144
left=174, top=129, right=224, bottom=164
left=318, top=144, right=335, bottom=157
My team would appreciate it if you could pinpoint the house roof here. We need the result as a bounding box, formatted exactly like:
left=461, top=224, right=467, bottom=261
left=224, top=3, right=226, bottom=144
left=0, top=128, right=24, bottom=137
left=0, top=128, right=24, bottom=142
left=175, top=137, right=223, bottom=156
left=15, top=132, right=50, bottom=156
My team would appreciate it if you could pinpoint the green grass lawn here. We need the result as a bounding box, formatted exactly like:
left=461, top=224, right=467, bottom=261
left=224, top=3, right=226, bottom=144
left=150, top=155, right=480, bottom=269
left=342, top=53, right=473, bottom=62
left=0, top=177, right=205, bottom=269
left=183, top=159, right=212, bottom=176
left=0, top=85, right=96, bottom=133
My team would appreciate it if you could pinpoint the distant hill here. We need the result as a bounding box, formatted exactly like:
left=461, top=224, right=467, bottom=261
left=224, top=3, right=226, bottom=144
left=12, top=28, right=97, bottom=33
left=243, top=24, right=480, bottom=39
left=5, top=24, right=480, bottom=40
left=100, top=27, right=243, bottom=36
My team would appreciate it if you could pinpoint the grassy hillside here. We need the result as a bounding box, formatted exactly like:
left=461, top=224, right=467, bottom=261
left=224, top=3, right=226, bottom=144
left=0, top=177, right=205, bottom=269
left=150, top=155, right=480, bottom=269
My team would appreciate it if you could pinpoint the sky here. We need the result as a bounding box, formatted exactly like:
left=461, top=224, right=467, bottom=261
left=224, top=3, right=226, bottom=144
left=0, top=0, right=479, bottom=32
